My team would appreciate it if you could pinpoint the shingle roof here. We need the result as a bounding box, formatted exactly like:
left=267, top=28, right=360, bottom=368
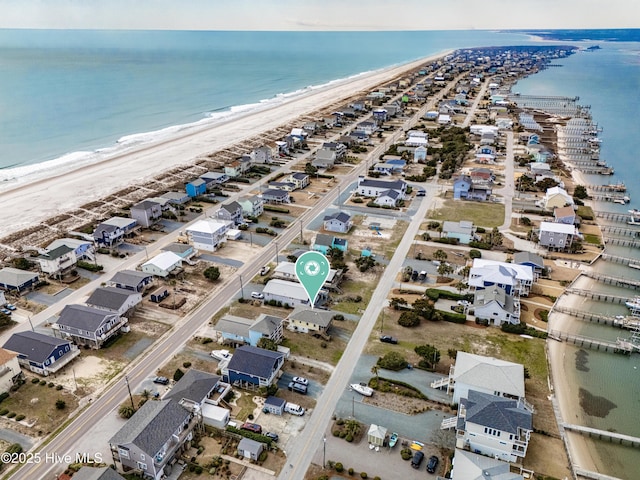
left=73, top=466, right=126, bottom=480
left=288, top=308, right=334, bottom=328
left=459, top=390, right=532, bottom=434
left=57, top=304, right=117, bottom=331
left=86, top=287, right=138, bottom=311
left=3, top=331, right=70, bottom=364
left=226, top=346, right=283, bottom=379
left=110, top=399, right=190, bottom=455
left=108, top=270, right=152, bottom=288
left=453, top=352, right=525, bottom=398
left=164, top=369, right=220, bottom=404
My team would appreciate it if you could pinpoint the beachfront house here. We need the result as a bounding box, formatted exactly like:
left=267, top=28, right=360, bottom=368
left=200, top=171, right=229, bottom=186
left=107, top=270, right=153, bottom=293
left=109, top=398, right=197, bottom=480
left=449, top=390, right=532, bottom=462
left=130, top=200, right=163, bottom=228
left=263, top=279, right=327, bottom=308
left=185, top=219, right=230, bottom=252
left=0, top=349, right=23, bottom=394
left=287, top=308, right=334, bottom=335
left=356, top=176, right=407, bottom=200
left=214, top=314, right=284, bottom=347
left=261, top=189, right=290, bottom=204
left=3, top=331, right=80, bottom=376
left=538, top=222, right=579, bottom=252
left=0, top=267, right=39, bottom=294
left=85, top=286, right=142, bottom=316
left=37, top=245, right=77, bottom=277
left=442, top=220, right=475, bottom=244
left=468, top=259, right=533, bottom=297
left=46, top=238, right=95, bottom=262
left=323, top=211, right=353, bottom=233
left=222, top=345, right=285, bottom=389
left=186, top=178, right=207, bottom=198
left=55, top=304, right=128, bottom=349
left=141, top=252, right=183, bottom=278
left=216, top=201, right=244, bottom=225
left=237, top=195, right=264, bottom=218
left=473, top=287, right=521, bottom=326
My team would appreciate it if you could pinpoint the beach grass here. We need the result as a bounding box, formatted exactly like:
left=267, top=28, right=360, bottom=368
left=430, top=199, right=505, bottom=228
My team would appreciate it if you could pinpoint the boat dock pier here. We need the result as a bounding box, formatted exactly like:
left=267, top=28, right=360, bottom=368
left=553, top=305, right=640, bottom=330
left=594, top=211, right=635, bottom=224
left=564, top=287, right=629, bottom=304
left=600, top=253, right=640, bottom=267
left=563, top=423, right=640, bottom=449
left=547, top=329, right=633, bottom=354
left=603, top=236, right=640, bottom=248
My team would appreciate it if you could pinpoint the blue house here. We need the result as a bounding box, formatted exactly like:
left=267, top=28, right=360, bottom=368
left=186, top=178, right=207, bottom=198
left=3, top=331, right=79, bottom=376
left=222, top=346, right=285, bottom=389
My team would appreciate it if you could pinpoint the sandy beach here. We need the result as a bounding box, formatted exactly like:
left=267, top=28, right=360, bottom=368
left=0, top=53, right=445, bottom=240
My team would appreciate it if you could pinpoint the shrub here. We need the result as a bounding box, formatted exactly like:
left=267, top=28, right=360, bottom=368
left=15, top=414, right=25, bottom=421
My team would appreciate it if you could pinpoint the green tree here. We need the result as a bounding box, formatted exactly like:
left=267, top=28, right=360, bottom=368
left=203, top=266, right=221, bottom=281
left=257, top=338, right=278, bottom=351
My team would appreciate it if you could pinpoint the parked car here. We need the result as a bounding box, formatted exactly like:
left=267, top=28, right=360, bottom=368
left=265, top=432, right=279, bottom=442
left=251, top=292, right=264, bottom=299
left=411, top=451, right=424, bottom=469
left=153, top=376, right=169, bottom=385
left=260, top=266, right=271, bottom=276
left=4, top=304, right=16, bottom=311
left=380, top=335, right=398, bottom=344
left=241, top=422, right=262, bottom=434
left=288, top=382, right=308, bottom=394
left=426, top=455, right=439, bottom=473
left=292, top=376, right=308, bottom=386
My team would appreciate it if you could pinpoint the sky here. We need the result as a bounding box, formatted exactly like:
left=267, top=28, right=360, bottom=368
left=0, top=0, right=634, bottom=31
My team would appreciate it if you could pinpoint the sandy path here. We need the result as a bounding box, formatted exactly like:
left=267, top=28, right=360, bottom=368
left=0, top=53, right=446, bottom=237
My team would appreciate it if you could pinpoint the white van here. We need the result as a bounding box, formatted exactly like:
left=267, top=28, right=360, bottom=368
left=284, top=402, right=305, bottom=416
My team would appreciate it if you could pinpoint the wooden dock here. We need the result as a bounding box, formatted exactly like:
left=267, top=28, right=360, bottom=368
left=603, top=236, right=640, bottom=248
left=564, top=287, right=629, bottom=304
left=547, top=329, right=633, bottom=354
left=564, top=423, right=640, bottom=449
left=583, top=271, right=640, bottom=290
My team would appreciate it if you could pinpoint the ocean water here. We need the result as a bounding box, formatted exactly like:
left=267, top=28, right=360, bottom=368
left=0, top=29, right=532, bottom=186
left=515, top=37, right=640, bottom=479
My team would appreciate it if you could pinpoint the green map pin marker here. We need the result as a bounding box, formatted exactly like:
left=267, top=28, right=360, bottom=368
left=295, top=251, right=330, bottom=308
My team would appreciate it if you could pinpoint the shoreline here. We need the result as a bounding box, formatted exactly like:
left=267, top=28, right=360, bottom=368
left=0, top=52, right=447, bottom=242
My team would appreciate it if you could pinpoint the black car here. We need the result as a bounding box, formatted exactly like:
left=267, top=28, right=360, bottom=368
left=411, top=450, right=424, bottom=469
left=426, top=455, right=439, bottom=473
left=153, top=376, right=169, bottom=385
left=380, top=335, right=398, bottom=344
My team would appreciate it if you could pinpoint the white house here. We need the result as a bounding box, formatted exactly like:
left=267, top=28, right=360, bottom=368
left=357, top=176, right=407, bottom=199
left=473, top=287, right=520, bottom=325
left=323, top=211, right=353, bottom=233
left=453, top=390, right=532, bottom=463
left=37, top=245, right=77, bottom=277
left=468, top=259, right=533, bottom=297
left=186, top=219, right=230, bottom=252
left=141, top=251, right=183, bottom=278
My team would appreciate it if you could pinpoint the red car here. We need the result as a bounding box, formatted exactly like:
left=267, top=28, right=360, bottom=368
left=241, top=422, right=262, bottom=434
